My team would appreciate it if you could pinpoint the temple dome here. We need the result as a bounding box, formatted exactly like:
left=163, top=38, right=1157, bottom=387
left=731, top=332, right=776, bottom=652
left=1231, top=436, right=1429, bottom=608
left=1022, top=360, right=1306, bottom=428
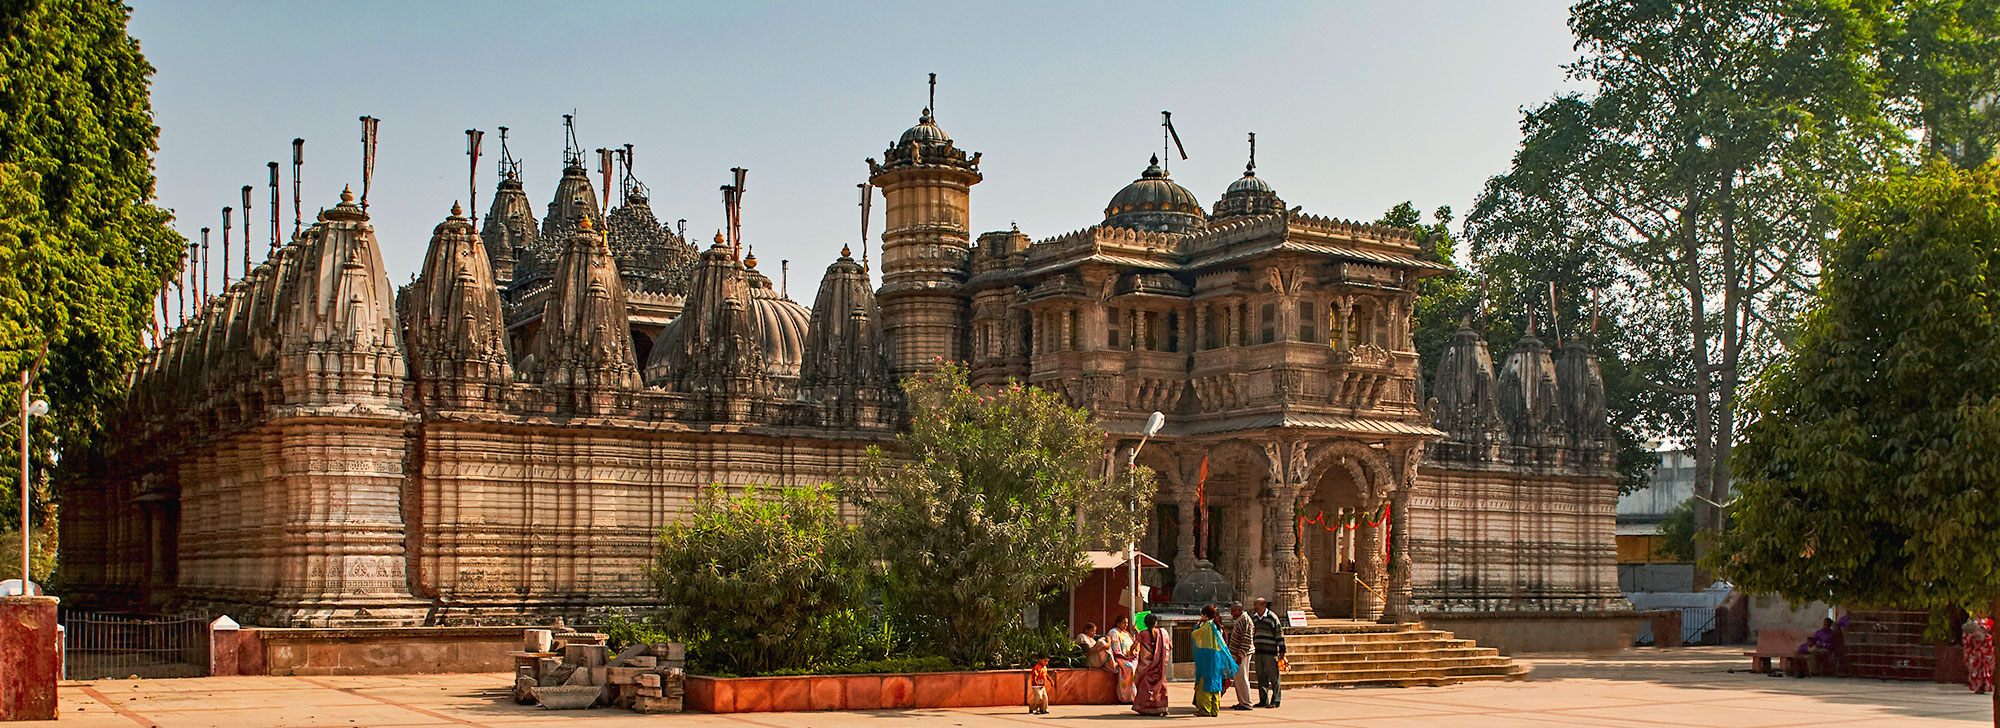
left=899, top=109, right=950, bottom=145
left=1226, top=172, right=1272, bottom=194
left=742, top=255, right=810, bottom=380
left=1104, top=156, right=1206, bottom=235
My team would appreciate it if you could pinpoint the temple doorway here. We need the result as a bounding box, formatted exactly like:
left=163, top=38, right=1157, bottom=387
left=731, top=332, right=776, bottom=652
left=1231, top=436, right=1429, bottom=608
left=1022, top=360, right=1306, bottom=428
left=1302, top=464, right=1365, bottom=618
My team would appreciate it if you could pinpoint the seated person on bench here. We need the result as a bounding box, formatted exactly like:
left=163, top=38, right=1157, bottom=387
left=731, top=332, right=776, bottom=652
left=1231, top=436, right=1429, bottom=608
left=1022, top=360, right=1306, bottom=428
left=1795, top=618, right=1842, bottom=677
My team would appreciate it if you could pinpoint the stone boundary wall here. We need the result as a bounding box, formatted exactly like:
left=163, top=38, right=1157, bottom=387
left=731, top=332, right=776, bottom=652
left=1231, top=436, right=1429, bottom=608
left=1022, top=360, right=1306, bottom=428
left=1421, top=611, right=1644, bottom=655
left=686, top=668, right=1115, bottom=713
left=212, top=626, right=523, bottom=676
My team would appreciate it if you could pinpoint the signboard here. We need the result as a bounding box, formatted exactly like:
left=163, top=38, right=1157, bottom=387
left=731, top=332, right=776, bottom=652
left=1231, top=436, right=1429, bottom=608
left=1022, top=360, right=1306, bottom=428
left=1286, top=609, right=1308, bottom=627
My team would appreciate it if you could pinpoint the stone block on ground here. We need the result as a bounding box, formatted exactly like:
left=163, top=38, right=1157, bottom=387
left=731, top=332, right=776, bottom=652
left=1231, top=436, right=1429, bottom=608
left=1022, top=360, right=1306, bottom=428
left=637, top=672, right=661, bottom=688
left=524, top=628, right=553, bottom=653
left=606, top=643, right=647, bottom=666
left=650, top=642, right=684, bottom=661
left=633, top=694, right=682, bottom=713
left=627, top=655, right=657, bottom=668
left=512, top=676, right=538, bottom=705
left=534, top=684, right=601, bottom=710
left=565, top=643, right=609, bottom=667
left=607, top=667, right=644, bottom=684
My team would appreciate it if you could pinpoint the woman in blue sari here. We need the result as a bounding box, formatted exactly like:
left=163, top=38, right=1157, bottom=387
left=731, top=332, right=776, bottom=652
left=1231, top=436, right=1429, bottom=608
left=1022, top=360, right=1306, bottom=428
left=1191, top=604, right=1240, bottom=716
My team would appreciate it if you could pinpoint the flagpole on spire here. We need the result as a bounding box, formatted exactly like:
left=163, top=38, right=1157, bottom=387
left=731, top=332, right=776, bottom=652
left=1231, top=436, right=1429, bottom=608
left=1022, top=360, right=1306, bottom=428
left=358, top=116, right=380, bottom=212
left=220, top=206, right=232, bottom=287
left=857, top=182, right=872, bottom=271
left=466, top=129, right=483, bottom=228
left=1161, top=111, right=1187, bottom=173
left=240, top=185, right=252, bottom=278
left=291, top=138, right=304, bottom=236
left=267, top=162, right=280, bottom=255
left=928, top=72, right=937, bottom=117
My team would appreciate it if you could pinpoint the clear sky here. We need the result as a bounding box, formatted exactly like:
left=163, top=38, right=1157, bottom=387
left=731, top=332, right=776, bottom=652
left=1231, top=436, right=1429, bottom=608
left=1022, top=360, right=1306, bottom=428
left=130, top=1, right=1580, bottom=295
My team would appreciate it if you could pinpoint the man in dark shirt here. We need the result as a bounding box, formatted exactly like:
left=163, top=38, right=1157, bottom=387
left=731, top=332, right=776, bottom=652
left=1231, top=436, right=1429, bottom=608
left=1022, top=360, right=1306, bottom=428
left=1251, top=597, right=1286, bottom=708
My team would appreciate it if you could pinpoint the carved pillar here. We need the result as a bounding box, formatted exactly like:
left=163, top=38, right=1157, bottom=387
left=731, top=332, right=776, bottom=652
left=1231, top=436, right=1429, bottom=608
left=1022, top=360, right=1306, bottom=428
left=1193, top=303, right=1207, bottom=351
left=1337, top=296, right=1355, bottom=350
left=1383, top=445, right=1419, bottom=622
left=1174, top=489, right=1197, bottom=576
left=1263, top=440, right=1313, bottom=614
left=1225, top=301, right=1240, bottom=348
left=1355, top=499, right=1385, bottom=621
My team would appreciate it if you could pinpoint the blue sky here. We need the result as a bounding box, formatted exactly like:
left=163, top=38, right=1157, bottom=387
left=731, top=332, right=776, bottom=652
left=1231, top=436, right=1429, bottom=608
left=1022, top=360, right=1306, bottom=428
left=131, top=1, right=1580, bottom=293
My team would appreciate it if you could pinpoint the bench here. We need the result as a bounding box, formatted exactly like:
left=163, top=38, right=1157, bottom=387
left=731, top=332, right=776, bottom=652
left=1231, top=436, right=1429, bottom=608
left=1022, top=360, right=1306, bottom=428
left=1745, top=629, right=1808, bottom=674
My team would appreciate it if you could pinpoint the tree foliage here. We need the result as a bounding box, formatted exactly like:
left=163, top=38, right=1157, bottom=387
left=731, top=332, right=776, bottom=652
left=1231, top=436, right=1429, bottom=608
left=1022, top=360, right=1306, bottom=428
left=1715, top=163, right=2000, bottom=611
left=858, top=361, right=1150, bottom=667
left=0, top=1, right=181, bottom=532
left=647, top=483, right=869, bottom=676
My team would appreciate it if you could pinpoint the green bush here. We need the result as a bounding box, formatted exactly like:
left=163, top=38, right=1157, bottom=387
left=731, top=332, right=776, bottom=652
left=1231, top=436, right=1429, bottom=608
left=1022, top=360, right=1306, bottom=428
left=647, top=483, right=868, bottom=676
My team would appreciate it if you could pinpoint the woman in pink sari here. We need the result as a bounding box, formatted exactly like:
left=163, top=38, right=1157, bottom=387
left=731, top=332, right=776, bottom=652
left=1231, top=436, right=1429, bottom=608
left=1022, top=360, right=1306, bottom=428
left=1131, top=615, right=1172, bottom=716
left=1105, top=615, right=1138, bottom=704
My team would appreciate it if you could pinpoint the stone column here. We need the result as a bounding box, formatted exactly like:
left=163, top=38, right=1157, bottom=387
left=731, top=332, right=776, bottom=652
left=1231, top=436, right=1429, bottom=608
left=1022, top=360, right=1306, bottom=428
left=1268, top=485, right=1311, bottom=613
left=1174, top=490, right=1197, bottom=577
left=1384, top=447, right=1420, bottom=622
left=1355, top=496, right=1386, bottom=621
left=1225, top=301, right=1240, bottom=348
left=1193, top=303, right=1207, bottom=351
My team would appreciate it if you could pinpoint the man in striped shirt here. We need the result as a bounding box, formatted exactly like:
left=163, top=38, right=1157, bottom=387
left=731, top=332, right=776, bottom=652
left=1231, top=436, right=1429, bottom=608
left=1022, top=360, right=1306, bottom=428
left=1251, top=597, right=1286, bottom=708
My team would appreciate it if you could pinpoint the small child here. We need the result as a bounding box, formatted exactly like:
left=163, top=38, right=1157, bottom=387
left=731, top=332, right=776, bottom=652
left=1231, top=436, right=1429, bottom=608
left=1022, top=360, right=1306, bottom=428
left=1027, top=657, right=1052, bottom=714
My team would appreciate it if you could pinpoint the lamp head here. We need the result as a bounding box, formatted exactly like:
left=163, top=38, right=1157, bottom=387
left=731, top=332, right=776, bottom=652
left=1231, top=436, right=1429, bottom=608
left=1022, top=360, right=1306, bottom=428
left=26, top=400, right=48, bottom=417
left=1143, top=411, right=1165, bottom=437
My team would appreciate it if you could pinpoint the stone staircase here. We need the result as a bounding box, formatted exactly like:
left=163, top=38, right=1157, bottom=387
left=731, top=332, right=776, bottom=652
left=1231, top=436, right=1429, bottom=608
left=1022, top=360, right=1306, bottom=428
left=1280, top=620, right=1530, bottom=688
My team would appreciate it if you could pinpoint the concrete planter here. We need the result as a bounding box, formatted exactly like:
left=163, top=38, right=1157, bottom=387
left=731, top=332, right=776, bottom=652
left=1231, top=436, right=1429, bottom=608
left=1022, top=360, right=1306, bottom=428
left=686, top=667, right=1115, bottom=713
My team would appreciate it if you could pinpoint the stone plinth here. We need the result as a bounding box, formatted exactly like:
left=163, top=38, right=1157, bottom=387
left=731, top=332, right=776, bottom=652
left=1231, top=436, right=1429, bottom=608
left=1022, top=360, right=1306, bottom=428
left=0, top=596, right=58, bottom=721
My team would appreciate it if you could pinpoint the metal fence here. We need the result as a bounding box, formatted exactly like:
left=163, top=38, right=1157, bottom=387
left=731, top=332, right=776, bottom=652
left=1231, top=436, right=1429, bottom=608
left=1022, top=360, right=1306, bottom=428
left=59, top=609, right=209, bottom=680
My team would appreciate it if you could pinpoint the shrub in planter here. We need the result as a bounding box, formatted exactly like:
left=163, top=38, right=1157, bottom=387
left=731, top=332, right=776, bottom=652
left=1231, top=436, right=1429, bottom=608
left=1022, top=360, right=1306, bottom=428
left=649, top=483, right=867, bottom=676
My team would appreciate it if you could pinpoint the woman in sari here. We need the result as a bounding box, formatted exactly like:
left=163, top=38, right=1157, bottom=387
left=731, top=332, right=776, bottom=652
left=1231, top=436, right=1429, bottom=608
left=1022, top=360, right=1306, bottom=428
left=1105, top=616, right=1138, bottom=704
left=1190, top=605, right=1240, bottom=717
left=1130, top=613, right=1172, bottom=716
left=1965, top=615, right=1993, bottom=694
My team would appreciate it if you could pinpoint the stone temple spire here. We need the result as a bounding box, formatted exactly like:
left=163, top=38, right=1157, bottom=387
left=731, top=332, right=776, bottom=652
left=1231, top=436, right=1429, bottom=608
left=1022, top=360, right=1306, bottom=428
left=1555, top=336, right=1612, bottom=453
left=797, top=244, right=896, bottom=429
left=404, top=202, right=512, bottom=408
left=480, top=173, right=538, bottom=289
left=276, top=185, right=406, bottom=410
left=529, top=214, right=640, bottom=391
left=645, top=232, right=774, bottom=419
left=1429, top=325, right=1500, bottom=450
left=1495, top=330, right=1566, bottom=448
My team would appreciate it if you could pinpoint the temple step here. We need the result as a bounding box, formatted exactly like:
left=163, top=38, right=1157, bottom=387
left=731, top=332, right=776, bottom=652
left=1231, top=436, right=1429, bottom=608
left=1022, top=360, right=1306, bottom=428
left=1279, top=622, right=1525, bottom=689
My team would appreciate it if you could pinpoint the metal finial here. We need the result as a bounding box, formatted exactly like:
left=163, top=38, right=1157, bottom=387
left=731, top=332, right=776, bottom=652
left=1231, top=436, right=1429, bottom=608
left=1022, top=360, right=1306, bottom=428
left=1246, top=132, right=1257, bottom=175
left=928, top=72, right=937, bottom=118
left=358, top=115, right=379, bottom=211
left=291, top=138, right=304, bottom=235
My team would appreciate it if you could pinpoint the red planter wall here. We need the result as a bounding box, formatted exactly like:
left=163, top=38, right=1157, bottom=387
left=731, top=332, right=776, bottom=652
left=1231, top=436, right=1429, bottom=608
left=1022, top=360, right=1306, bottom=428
left=687, top=667, right=1116, bottom=713
left=0, top=596, right=59, bottom=721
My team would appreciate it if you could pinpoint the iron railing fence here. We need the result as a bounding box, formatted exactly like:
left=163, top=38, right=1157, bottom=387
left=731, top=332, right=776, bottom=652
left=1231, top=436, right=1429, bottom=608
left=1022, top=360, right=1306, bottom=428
left=58, top=609, right=210, bottom=680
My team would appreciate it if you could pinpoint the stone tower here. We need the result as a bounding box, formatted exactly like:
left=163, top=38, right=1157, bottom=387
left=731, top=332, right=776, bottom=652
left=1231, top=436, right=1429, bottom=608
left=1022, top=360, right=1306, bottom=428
left=867, top=109, right=981, bottom=381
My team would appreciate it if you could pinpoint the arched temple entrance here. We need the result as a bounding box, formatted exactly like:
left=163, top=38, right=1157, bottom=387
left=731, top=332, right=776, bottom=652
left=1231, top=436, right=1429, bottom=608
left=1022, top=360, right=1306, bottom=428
left=1301, top=463, right=1366, bottom=618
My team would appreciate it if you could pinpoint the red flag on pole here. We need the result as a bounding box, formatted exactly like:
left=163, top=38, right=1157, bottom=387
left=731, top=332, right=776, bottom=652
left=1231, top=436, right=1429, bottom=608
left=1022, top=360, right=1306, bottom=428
left=1195, top=455, right=1209, bottom=558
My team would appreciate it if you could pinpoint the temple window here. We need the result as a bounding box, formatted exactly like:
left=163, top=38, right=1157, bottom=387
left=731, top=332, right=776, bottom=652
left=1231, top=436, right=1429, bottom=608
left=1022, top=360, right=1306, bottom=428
left=1108, top=307, right=1122, bottom=349
left=1297, top=300, right=1316, bottom=343
left=1067, top=309, right=1080, bottom=350
left=1260, top=303, right=1276, bottom=344
left=1166, top=312, right=1180, bottom=352
left=1205, top=307, right=1223, bottom=349
left=1144, top=311, right=1160, bottom=350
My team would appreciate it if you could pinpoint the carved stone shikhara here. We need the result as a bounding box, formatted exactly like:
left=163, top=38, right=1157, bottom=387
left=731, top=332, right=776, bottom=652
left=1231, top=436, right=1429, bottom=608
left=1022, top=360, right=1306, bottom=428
left=65, top=110, right=1626, bottom=628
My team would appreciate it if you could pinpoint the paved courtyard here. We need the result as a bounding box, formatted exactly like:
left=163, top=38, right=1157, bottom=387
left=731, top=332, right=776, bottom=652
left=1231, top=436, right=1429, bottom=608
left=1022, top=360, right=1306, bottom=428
left=55, top=647, right=1992, bottom=727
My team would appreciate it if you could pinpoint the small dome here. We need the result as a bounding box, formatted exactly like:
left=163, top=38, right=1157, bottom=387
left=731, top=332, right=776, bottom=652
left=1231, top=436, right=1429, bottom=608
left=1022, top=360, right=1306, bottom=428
left=747, top=289, right=810, bottom=380
left=899, top=109, right=951, bottom=146
left=1104, top=156, right=1206, bottom=235
left=1226, top=172, right=1272, bottom=194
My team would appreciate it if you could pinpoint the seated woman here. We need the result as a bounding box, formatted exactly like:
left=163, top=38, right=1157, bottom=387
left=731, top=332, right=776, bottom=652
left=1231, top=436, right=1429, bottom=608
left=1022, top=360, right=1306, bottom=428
left=1074, top=622, right=1111, bottom=669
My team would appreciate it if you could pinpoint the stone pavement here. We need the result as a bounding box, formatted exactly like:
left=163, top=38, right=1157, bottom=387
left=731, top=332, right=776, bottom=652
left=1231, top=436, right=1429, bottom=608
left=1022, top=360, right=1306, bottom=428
left=55, top=647, right=1992, bottom=727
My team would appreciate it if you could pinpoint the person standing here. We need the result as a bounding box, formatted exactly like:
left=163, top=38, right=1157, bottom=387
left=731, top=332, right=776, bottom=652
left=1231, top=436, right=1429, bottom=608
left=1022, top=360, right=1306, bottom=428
left=1965, top=615, right=1994, bottom=694
left=1190, top=605, right=1239, bottom=717
left=1226, top=602, right=1255, bottom=710
left=1251, top=597, right=1286, bottom=708
left=1130, top=614, right=1172, bottom=716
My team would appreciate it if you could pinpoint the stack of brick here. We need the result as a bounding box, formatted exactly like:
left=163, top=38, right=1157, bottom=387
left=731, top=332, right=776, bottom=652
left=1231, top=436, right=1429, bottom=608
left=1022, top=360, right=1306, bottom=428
left=509, top=628, right=685, bottom=712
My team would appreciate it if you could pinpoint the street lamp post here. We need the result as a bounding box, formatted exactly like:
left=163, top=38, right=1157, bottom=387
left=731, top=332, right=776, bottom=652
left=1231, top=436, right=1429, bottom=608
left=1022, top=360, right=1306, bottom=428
left=17, top=366, right=47, bottom=592
left=1127, top=411, right=1165, bottom=621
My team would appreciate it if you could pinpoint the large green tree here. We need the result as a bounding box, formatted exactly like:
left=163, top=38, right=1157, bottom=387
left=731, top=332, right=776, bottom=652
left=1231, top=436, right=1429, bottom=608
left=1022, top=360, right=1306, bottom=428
left=0, top=1, right=181, bottom=550
left=1877, top=0, right=2000, bottom=168
left=1466, top=0, right=1904, bottom=556
left=857, top=362, right=1149, bottom=667
left=1715, top=163, right=2000, bottom=613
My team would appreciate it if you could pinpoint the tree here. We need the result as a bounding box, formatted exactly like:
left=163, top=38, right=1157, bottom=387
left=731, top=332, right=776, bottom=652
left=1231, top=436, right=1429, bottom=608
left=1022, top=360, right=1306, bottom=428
left=1467, top=0, right=1895, bottom=555
left=858, top=362, right=1149, bottom=667
left=0, top=1, right=181, bottom=549
left=647, top=483, right=868, bottom=676
left=1877, top=0, right=2000, bottom=168
left=1715, top=163, right=2000, bottom=614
